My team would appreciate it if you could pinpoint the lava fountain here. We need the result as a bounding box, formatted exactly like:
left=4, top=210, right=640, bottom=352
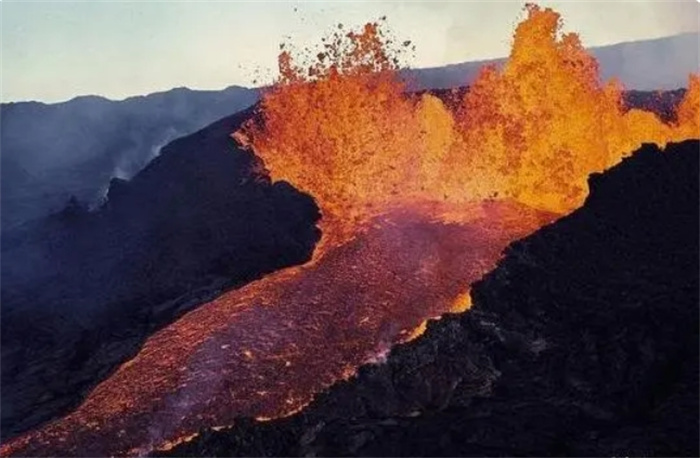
left=236, top=4, right=698, bottom=232
left=2, top=4, right=698, bottom=457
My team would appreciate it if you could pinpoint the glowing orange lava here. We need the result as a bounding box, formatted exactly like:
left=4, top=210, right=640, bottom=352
left=0, top=201, right=554, bottom=457
left=2, top=4, right=698, bottom=457
left=236, top=4, right=699, bottom=227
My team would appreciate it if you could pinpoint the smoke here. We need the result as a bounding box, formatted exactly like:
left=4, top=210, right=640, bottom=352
left=112, top=127, right=180, bottom=180
left=88, top=126, right=182, bottom=209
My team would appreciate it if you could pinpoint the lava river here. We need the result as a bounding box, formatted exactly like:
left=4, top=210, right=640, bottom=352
left=1, top=200, right=554, bottom=457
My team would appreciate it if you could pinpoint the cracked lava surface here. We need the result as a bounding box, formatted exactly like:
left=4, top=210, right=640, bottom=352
left=1, top=201, right=555, bottom=457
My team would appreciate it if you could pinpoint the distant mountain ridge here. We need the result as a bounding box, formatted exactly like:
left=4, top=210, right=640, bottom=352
left=1, top=85, right=259, bottom=230
left=2, top=33, right=696, bottom=230
left=406, top=32, right=699, bottom=91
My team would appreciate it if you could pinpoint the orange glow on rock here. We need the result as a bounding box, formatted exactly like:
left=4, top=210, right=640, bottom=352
left=405, top=320, right=428, bottom=342
left=450, top=291, right=472, bottom=314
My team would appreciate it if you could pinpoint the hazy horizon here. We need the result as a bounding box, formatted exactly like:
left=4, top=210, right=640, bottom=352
left=2, top=0, right=699, bottom=103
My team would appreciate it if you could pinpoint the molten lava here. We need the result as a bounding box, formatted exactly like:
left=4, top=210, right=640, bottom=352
left=236, top=4, right=699, bottom=226
left=2, top=4, right=698, bottom=457
left=0, top=202, right=554, bottom=457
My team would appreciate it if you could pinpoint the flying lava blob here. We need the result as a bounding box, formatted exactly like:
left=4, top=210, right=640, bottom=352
left=234, top=4, right=700, bottom=240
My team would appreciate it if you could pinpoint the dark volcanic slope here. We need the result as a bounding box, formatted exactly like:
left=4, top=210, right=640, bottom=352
left=1, top=86, right=259, bottom=230
left=163, top=139, right=699, bottom=457
left=1, top=107, right=320, bottom=439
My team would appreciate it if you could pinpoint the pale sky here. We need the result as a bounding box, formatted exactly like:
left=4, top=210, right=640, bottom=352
left=1, top=0, right=698, bottom=103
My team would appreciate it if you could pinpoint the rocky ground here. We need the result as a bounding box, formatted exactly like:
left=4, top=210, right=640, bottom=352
left=161, top=139, right=699, bottom=457
left=1, top=107, right=320, bottom=439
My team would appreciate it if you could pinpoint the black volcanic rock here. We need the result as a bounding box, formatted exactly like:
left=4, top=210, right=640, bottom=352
left=0, top=107, right=321, bottom=438
left=623, top=89, right=687, bottom=123
left=105, top=177, right=130, bottom=202
left=162, top=140, right=699, bottom=457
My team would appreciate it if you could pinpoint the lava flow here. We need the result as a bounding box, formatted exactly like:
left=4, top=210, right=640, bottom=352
left=0, top=201, right=555, bottom=457
left=2, top=3, right=698, bottom=457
